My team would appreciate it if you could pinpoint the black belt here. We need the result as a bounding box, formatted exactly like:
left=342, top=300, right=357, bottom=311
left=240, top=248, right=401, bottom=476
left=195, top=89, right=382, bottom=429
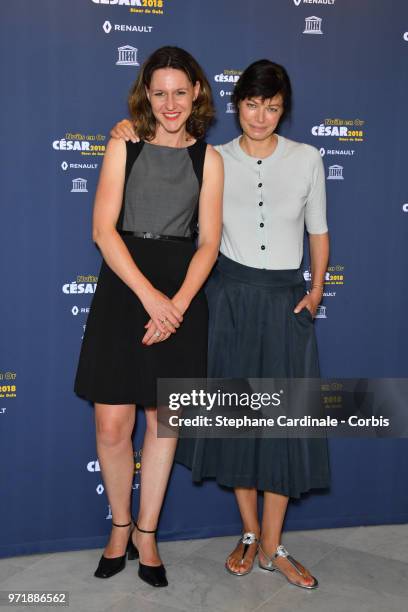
left=118, top=230, right=194, bottom=242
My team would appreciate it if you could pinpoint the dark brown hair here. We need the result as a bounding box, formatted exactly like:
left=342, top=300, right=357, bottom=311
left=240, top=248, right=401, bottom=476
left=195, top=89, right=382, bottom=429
left=128, top=46, right=215, bottom=141
left=232, top=59, right=292, bottom=119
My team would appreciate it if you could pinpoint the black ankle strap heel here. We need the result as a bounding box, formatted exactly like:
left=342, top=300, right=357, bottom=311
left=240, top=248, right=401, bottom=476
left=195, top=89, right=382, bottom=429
left=135, top=523, right=157, bottom=534
left=132, top=520, right=167, bottom=587
left=94, top=519, right=136, bottom=579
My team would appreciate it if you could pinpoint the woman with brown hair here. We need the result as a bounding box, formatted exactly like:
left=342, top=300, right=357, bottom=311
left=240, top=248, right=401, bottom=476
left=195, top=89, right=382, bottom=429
left=74, top=46, right=223, bottom=587
left=112, top=58, right=330, bottom=590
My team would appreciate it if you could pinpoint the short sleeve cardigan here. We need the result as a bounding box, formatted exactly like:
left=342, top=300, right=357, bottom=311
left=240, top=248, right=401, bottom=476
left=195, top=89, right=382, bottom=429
left=214, top=134, right=328, bottom=270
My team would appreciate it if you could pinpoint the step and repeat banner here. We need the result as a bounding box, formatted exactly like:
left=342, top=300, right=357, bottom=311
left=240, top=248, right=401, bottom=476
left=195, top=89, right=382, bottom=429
left=1, top=0, right=408, bottom=556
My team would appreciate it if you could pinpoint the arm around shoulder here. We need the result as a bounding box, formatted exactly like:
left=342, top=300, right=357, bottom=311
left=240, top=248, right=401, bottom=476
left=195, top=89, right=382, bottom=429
left=204, top=143, right=223, bottom=171
left=92, top=138, right=127, bottom=243
left=198, top=144, right=224, bottom=248
left=202, top=144, right=224, bottom=197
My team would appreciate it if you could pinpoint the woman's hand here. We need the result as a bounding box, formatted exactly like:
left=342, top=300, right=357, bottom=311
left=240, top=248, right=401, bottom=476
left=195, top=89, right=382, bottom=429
left=139, top=288, right=183, bottom=344
left=142, top=294, right=190, bottom=345
left=110, top=119, right=139, bottom=142
left=294, top=287, right=323, bottom=318
left=142, top=320, right=171, bottom=346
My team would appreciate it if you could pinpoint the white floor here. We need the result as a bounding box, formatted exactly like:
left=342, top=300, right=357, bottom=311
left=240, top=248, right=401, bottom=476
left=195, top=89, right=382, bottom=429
left=1, top=525, right=407, bottom=612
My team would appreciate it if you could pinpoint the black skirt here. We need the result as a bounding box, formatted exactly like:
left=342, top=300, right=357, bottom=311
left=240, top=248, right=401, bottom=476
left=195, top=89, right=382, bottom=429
left=175, top=253, right=331, bottom=499
left=74, top=236, right=208, bottom=406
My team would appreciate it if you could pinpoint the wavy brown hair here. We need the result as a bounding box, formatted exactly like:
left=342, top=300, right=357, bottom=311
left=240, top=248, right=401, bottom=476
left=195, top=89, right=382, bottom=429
left=128, top=46, right=215, bottom=141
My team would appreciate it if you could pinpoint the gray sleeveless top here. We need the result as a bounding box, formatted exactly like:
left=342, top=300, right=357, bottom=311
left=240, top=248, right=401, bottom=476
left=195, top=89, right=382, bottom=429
left=116, top=139, right=207, bottom=238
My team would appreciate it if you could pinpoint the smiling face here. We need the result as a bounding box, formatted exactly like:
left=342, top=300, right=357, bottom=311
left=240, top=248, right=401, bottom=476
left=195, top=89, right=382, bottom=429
left=146, top=67, right=200, bottom=136
left=238, top=93, right=284, bottom=141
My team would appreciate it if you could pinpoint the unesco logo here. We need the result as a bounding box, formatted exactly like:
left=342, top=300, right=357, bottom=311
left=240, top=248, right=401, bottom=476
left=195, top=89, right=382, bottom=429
left=315, top=305, right=327, bottom=319
left=303, top=16, right=323, bottom=35
left=71, top=178, right=88, bottom=193
left=327, top=165, right=344, bottom=180
left=116, top=45, right=139, bottom=66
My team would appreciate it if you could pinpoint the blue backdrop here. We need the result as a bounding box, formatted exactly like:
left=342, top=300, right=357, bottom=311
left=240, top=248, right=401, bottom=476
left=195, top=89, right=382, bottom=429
left=1, top=0, right=407, bottom=557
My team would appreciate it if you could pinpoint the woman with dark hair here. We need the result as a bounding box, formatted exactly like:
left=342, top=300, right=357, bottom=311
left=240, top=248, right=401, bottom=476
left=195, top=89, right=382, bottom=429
left=112, top=59, right=330, bottom=590
left=74, top=46, right=223, bottom=587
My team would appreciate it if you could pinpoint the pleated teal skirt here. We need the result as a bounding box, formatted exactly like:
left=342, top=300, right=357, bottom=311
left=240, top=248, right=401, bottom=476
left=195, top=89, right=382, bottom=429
left=175, top=253, right=331, bottom=499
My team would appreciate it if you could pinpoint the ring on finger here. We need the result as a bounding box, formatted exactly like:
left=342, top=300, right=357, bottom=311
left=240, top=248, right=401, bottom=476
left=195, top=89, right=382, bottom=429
left=155, top=330, right=161, bottom=337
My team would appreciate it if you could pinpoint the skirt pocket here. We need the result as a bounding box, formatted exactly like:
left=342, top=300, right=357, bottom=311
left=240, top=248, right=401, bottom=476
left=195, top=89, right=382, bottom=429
left=291, top=306, right=314, bottom=325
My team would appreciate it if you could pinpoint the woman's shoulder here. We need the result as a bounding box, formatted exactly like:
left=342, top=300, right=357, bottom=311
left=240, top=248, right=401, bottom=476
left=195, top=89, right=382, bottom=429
left=280, top=135, right=321, bottom=161
left=105, top=136, right=127, bottom=153
left=100, top=138, right=128, bottom=168
left=212, top=138, right=240, bottom=162
left=203, top=143, right=223, bottom=172
left=204, top=142, right=222, bottom=158
left=104, top=137, right=145, bottom=162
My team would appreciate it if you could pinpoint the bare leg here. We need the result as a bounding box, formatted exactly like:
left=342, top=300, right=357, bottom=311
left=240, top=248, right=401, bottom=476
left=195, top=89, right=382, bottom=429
left=259, top=491, right=315, bottom=587
left=95, top=403, right=136, bottom=558
left=133, top=407, right=178, bottom=566
left=226, top=487, right=260, bottom=574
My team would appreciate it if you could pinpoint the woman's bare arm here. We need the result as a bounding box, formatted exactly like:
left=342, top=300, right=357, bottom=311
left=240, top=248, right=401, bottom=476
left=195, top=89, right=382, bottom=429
left=294, top=232, right=329, bottom=316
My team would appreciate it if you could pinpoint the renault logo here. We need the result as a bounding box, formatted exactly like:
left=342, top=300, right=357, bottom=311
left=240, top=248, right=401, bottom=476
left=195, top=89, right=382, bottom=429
left=103, top=20, right=112, bottom=34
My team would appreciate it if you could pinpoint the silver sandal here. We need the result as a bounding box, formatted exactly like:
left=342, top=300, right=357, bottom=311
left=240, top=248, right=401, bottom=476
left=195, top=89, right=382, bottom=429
left=258, top=543, right=318, bottom=589
left=225, top=532, right=259, bottom=576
